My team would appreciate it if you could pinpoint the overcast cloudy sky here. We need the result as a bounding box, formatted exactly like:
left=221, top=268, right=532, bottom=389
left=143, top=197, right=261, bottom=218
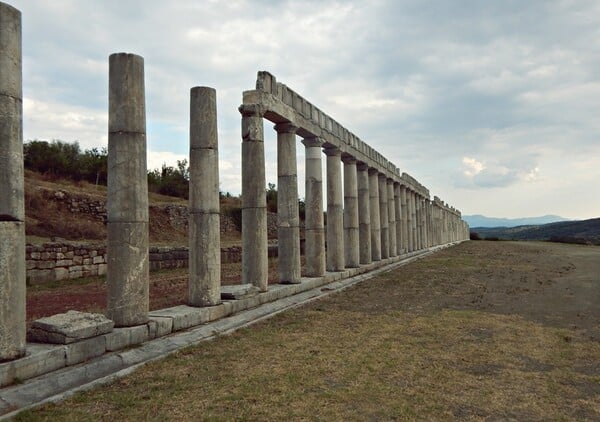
left=8, top=0, right=600, bottom=219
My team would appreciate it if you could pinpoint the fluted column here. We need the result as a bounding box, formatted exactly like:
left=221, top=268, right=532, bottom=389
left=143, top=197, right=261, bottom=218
left=302, top=137, right=325, bottom=277
left=325, top=147, right=344, bottom=271
left=107, top=53, right=149, bottom=327
left=387, top=179, right=397, bottom=257
left=357, top=163, right=371, bottom=264
left=418, top=196, right=424, bottom=250
left=400, top=185, right=408, bottom=254
left=239, top=104, right=268, bottom=291
left=275, top=122, right=301, bottom=284
left=410, top=191, right=417, bottom=251
left=368, top=168, right=381, bottom=261
left=343, top=155, right=359, bottom=268
left=0, top=1, right=25, bottom=360
left=394, top=183, right=402, bottom=255
left=378, top=174, right=389, bottom=259
left=189, top=86, right=221, bottom=306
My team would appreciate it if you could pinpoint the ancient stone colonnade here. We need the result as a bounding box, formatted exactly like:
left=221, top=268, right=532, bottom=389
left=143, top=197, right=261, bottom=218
left=0, top=1, right=468, bottom=364
left=239, top=71, right=469, bottom=292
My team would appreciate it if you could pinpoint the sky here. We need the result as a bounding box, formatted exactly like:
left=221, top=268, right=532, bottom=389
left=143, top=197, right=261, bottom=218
left=7, top=0, right=600, bottom=220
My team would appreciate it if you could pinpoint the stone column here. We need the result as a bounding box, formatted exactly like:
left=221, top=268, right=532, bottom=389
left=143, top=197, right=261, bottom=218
left=239, top=104, right=268, bottom=291
left=400, top=185, right=408, bottom=254
left=302, top=137, right=325, bottom=277
left=357, top=163, right=371, bottom=264
left=378, top=174, right=389, bottom=259
left=107, top=53, right=149, bottom=327
left=275, top=122, right=301, bottom=284
left=416, top=196, right=422, bottom=250
left=368, top=168, right=381, bottom=261
left=410, top=191, right=417, bottom=251
left=423, top=198, right=431, bottom=248
left=394, top=183, right=402, bottom=255
left=400, top=185, right=412, bottom=253
left=325, top=147, right=344, bottom=271
left=343, top=155, right=359, bottom=268
left=0, top=1, right=25, bottom=360
left=387, top=179, right=397, bottom=257
left=189, top=86, right=220, bottom=306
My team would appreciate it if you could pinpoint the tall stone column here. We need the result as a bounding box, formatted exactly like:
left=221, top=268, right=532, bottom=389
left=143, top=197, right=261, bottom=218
left=189, top=87, right=221, bottom=306
left=368, top=168, right=381, bottom=261
left=357, top=163, right=371, bottom=264
left=107, top=53, right=149, bottom=327
left=325, top=147, right=344, bottom=271
left=416, top=196, right=422, bottom=250
left=275, top=122, right=301, bottom=284
left=302, top=137, right=325, bottom=277
left=394, top=183, right=402, bottom=255
left=342, top=155, right=359, bottom=268
left=410, top=191, right=417, bottom=251
left=400, top=185, right=408, bottom=254
left=239, top=104, right=268, bottom=291
left=387, top=179, right=397, bottom=257
left=423, top=198, right=431, bottom=248
left=378, top=174, right=389, bottom=259
left=0, top=1, right=25, bottom=360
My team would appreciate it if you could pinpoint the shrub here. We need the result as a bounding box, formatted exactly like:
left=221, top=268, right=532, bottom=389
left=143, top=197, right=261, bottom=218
left=470, top=232, right=481, bottom=240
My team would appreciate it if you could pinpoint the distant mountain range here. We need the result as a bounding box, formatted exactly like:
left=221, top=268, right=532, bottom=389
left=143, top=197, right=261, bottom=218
left=463, top=214, right=570, bottom=228
left=469, top=217, right=600, bottom=245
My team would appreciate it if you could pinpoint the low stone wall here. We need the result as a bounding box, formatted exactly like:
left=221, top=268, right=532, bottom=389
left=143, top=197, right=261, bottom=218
left=25, top=243, right=209, bottom=284
left=26, top=243, right=107, bottom=285
left=25, top=242, right=285, bottom=284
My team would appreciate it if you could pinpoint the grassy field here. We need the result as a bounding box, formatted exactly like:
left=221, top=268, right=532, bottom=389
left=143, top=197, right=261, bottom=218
left=16, top=241, right=600, bottom=421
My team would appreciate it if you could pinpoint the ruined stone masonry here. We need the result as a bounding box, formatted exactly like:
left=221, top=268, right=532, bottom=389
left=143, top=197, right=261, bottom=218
left=0, top=2, right=469, bottom=395
left=239, top=71, right=469, bottom=291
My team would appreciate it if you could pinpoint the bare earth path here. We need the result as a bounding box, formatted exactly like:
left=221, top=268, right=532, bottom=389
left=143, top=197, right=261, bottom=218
left=18, top=241, right=600, bottom=421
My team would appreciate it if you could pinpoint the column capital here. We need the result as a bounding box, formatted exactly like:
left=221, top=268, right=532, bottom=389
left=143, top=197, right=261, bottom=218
left=341, top=153, right=356, bottom=164
left=378, top=172, right=387, bottom=180
left=301, top=136, right=323, bottom=148
left=323, top=146, right=341, bottom=157
left=356, top=161, right=369, bottom=171
left=238, top=103, right=266, bottom=117
left=274, top=122, right=299, bottom=134
left=368, top=167, right=379, bottom=175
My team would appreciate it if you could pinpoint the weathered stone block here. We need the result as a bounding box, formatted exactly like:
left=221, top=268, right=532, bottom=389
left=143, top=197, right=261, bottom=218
left=104, top=325, right=148, bottom=351
left=149, top=305, right=209, bottom=331
left=64, top=335, right=106, bottom=365
left=147, top=316, right=173, bottom=339
left=28, top=310, right=114, bottom=344
left=0, top=343, right=66, bottom=387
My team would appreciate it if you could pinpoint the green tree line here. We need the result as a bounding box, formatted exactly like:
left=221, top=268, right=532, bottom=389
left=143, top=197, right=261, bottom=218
left=23, top=139, right=189, bottom=198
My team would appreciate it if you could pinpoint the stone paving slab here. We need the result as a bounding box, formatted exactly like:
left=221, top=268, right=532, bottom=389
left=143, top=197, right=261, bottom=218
left=28, top=311, right=114, bottom=344
left=220, top=283, right=260, bottom=300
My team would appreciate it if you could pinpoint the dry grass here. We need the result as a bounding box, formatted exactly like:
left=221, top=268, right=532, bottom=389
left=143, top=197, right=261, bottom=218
left=17, top=242, right=600, bottom=421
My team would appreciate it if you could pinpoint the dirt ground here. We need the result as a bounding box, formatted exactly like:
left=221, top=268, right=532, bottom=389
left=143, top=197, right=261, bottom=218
left=21, top=240, right=600, bottom=421
left=358, top=240, right=600, bottom=341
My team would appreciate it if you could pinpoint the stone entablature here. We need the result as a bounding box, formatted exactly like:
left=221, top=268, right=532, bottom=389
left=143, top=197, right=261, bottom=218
left=247, top=71, right=429, bottom=196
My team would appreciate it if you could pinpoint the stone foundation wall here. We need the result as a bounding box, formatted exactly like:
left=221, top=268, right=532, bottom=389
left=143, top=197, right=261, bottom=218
left=25, top=242, right=286, bottom=285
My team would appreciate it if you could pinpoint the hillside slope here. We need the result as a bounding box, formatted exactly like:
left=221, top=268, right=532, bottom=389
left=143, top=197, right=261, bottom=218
left=463, top=214, right=569, bottom=228
left=23, top=170, right=245, bottom=245
left=471, top=218, right=600, bottom=245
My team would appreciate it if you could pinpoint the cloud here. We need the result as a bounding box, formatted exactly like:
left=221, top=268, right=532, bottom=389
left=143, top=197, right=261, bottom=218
left=7, top=0, right=600, bottom=218
left=458, top=155, right=540, bottom=189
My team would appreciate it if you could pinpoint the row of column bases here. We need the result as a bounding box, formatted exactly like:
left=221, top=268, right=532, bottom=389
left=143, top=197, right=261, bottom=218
left=241, top=111, right=467, bottom=293
left=0, top=1, right=467, bottom=362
